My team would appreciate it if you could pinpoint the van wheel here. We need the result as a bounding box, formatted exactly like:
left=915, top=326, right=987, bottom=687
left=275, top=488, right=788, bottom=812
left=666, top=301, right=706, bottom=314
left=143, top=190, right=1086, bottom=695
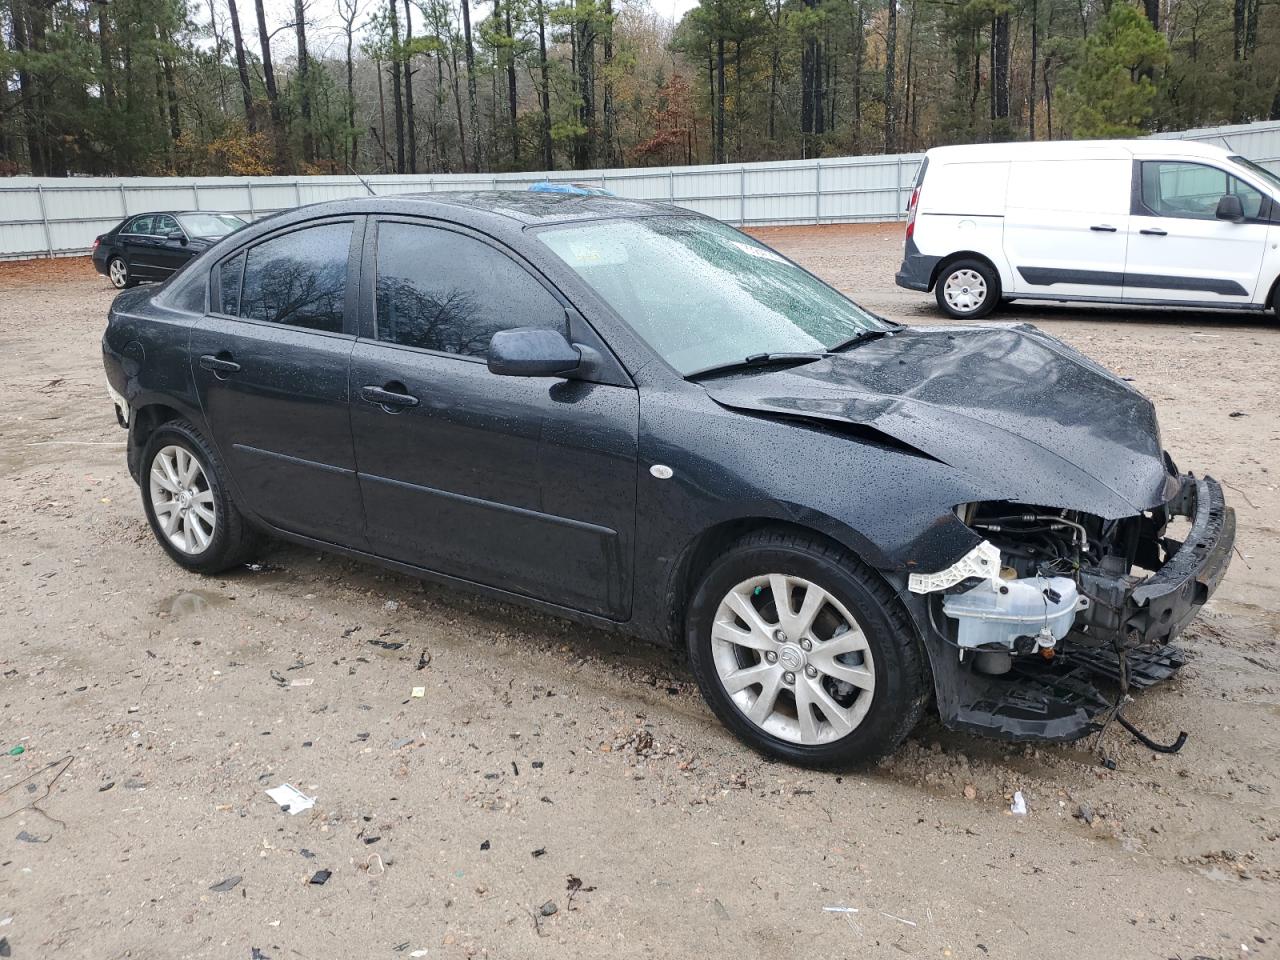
left=935, top=259, right=999, bottom=319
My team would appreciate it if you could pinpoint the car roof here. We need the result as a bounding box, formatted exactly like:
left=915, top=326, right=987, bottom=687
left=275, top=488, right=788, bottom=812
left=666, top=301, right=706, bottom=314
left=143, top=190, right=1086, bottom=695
left=378, top=190, right=679, bottom=224
left=924, top=139, right=1236, bottom=164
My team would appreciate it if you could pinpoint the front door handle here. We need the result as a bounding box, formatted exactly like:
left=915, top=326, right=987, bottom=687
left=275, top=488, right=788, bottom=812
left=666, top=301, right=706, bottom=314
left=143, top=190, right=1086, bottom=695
left=1090, top=224, right=1118, bottom=232
left=1140, top=227, right=1168, bottom=236
left=361, top=383, right=420, bottom=410
left=198, top=353, right=241, bottom=378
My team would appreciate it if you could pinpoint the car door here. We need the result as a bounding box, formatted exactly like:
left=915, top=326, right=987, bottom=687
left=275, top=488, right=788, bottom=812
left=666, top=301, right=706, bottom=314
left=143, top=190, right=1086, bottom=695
left=150, top=214, right=193, bottom=276
left=1003, top=156, right=1133, bottom=299
left=1124, top=159, right=1270, bottom=305
left=119, top=214, right=157, bottom=277
left=350, top=218, right=640, bottom=619
left=189, top=217, right=368, bottom=548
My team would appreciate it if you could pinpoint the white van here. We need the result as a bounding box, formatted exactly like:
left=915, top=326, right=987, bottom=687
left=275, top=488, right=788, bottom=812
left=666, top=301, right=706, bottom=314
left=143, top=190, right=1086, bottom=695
left=895, top=139, right=1280, bottom=319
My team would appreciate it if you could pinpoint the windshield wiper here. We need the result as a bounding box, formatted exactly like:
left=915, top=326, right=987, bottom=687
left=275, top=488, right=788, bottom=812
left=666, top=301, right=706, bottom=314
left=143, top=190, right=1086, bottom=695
left=828, top=328, right=892, bottom=353
left=685, top=351, right=829, bottom=380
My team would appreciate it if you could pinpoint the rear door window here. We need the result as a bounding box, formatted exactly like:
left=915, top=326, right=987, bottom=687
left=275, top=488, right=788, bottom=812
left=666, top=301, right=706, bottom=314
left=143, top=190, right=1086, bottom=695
left=124, top=215, right=153, bottom=236
left=1140, top=160, right=1265, bottom=220
left=238, top=222, right=353, bottom=333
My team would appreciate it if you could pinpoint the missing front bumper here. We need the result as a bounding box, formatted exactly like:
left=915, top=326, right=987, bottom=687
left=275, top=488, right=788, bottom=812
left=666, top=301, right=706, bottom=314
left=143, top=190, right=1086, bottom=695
left=906, top=473, right=1234, bottom=743
left=1080, top=474, right=1234, bottom=649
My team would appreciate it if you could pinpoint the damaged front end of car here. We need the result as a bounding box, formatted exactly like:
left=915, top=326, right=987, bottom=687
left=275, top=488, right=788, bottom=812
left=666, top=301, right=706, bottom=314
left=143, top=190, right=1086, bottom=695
left=901, top=467, right=1235, bottom=744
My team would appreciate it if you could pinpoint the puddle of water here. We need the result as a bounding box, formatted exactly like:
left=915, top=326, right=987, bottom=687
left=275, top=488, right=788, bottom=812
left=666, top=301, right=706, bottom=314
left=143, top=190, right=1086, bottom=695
left=156, top=589, right=229, bottom=620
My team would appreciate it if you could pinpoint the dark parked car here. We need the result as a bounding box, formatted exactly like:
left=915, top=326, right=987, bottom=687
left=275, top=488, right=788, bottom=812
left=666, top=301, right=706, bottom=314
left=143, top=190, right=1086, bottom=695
left=101, top=192, right=1234, bottom=767
left=93, top=211, right=247, bottom=288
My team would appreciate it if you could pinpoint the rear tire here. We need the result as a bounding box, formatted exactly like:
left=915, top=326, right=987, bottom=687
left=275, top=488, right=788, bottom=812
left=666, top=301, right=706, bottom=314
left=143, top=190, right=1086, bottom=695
left=686, top=528, right=929, bottom=769
left=935, top=258, right=999, bottom=319
left=108, top=256, right=136, bottom=289
left=140, top=419, right=260, bottom=574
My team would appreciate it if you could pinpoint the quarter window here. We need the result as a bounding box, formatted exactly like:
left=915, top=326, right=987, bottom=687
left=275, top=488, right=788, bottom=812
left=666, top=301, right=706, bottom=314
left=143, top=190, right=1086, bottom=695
left=218, top=252, right=245, bottom=315
left=374, top=222, right=565, bottom=357
left=1140, top=161, right=1264, bottom=220
left=238, top=222, right=352, bottom=333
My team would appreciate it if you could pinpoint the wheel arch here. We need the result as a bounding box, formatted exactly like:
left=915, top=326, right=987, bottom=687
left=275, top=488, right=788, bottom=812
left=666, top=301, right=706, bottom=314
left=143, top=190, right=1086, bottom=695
left=663, top=517, right=888, bottom=649
left=126, top=402, right=187, bottom=483
left=928, top=250, right=1002, bottom=293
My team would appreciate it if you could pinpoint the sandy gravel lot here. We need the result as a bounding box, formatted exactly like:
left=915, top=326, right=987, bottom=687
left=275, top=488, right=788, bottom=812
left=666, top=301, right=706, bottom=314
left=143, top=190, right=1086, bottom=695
left=1, top=224, right=1278, bottom=960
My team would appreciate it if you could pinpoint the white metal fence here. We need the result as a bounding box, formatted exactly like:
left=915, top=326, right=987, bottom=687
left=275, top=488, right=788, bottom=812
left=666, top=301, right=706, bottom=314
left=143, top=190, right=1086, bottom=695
left=2, top=119, right=1278, bottom=261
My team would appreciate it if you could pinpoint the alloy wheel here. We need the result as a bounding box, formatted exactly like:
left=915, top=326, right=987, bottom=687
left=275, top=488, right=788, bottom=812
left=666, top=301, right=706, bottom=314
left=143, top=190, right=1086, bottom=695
left=148, top=444, right=216, bottom=555
left=109, top=258, right=128, bottom=288
left=710, top=574, right=876, bottom=745
left=942, top=268, right=987, bottom=314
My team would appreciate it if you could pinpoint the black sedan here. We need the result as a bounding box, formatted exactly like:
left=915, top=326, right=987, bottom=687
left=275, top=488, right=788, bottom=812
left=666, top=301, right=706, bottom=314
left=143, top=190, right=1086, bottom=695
left=93, top=211, right=247, bottom=288
left=100, top=192, right=1234, bottom=767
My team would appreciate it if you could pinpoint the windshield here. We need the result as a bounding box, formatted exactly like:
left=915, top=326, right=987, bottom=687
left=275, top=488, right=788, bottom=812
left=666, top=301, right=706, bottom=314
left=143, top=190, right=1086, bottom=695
left=177, top=213, right=246, bottom=237
left=1229, top=156, right=1280, bottom=193
left=538, top=217, right=888, bottom=375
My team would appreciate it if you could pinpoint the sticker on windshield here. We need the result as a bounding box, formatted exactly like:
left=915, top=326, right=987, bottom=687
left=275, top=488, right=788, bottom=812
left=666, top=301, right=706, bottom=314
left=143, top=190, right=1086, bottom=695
left=731, top=241, right=787, bottom=264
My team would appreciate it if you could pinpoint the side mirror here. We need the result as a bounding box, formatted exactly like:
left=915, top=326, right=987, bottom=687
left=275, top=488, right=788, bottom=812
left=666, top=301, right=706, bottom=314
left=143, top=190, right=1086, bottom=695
left=487, top=328, right=581, bottom=378
left=167, top=230, right=187, bottom=244
left=1215, top=194, right=1245, bottom=222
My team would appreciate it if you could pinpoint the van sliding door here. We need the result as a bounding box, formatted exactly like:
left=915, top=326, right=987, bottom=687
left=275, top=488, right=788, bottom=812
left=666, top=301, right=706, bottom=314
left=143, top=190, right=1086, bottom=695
left=1003, top=158, right=1132, bottom=300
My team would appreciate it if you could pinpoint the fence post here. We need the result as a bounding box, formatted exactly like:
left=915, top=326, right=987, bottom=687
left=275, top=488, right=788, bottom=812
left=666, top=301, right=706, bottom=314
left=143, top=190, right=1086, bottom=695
left=193, top=181, right=201, bottom=210
left=119, top=182, right=129, bottom=217
left=739, top=167, right=747, bottom=225
left=295, top=180, right=303, bottom=207
left=815, top=161, right=822, bottom=225
left=895, top=156, right=904, bottom=215
left=36, top=184, right=53, bottom=258
left=247, top=180, right=256, bottom=219
left=668, top=169, right=675, bottom=202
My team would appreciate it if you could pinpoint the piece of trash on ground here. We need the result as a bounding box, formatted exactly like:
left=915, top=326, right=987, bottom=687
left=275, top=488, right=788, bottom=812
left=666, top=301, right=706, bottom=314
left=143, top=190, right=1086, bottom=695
left=16, top=830, right=50, bottom=843
left=1010, top=790, right=1028, bottom=816
left=6, top=745, right=24, bottom=756
left=880, top=911, right=917, bottom=927
left=823, top=905, right=859, bottom=913
left=309, top=869, right=331, bottom=885
left=289, top=678, right=314, bottom=687
left=411, top=686, right=425, bottom=698
left=539, top=900, right=557, bottom=917
left=265, top=783, right=315, bottom=815
left=209, top=875, right=242, bottom=893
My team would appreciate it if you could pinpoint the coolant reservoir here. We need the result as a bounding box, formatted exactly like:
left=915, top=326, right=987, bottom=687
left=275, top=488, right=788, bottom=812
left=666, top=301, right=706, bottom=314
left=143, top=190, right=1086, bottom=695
left=942, top=576, right=1083, bottom=652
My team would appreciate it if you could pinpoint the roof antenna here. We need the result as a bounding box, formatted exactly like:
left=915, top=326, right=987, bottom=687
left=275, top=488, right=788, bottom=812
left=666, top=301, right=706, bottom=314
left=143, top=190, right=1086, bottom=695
left=346, top=163, right=377, bottom=197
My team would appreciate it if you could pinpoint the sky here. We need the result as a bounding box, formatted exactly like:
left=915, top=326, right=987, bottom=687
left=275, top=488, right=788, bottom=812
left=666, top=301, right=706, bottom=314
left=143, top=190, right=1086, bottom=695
left=253, top=0, right=700, bottom=58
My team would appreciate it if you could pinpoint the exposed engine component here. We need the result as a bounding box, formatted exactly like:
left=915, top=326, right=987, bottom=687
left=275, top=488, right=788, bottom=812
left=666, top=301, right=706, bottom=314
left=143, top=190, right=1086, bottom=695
left=942, top=575, right=1085, bottom=674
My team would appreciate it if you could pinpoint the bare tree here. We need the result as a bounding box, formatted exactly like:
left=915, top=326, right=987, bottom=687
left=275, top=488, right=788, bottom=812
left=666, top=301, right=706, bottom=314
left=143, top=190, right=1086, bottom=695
left=226, top=0, right=257, bottom=131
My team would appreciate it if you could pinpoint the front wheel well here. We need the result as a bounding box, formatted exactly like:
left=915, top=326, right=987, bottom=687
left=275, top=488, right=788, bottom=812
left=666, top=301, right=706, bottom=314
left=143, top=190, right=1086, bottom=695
left=1266, top=271, right=1280, bottom=315
left=929, top=251, right=1001, bottom=294
left=666, top=518, right=873, bottom=648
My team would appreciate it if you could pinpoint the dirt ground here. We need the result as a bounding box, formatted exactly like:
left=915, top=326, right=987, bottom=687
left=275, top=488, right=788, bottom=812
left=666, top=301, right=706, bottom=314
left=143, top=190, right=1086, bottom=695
left=1, top=224, right=1278, bottom=960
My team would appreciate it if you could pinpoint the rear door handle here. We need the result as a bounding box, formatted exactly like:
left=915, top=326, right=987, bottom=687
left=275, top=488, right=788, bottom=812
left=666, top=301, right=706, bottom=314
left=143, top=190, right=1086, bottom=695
left=1140, top=227, right=1168, bottom=236
left=198, top=353, right=241, bottom=376
left=361, top=384, right=420, bottom=410
left=1090, top=224, right=1118, bottom=232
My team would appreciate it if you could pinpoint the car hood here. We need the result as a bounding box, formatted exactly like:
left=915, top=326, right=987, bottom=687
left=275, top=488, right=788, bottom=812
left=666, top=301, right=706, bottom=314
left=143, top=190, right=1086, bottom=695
left=702, top=324, right=1177, bottom=519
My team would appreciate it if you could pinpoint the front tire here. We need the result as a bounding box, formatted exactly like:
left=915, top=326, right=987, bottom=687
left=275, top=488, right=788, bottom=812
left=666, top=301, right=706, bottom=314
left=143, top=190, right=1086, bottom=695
left=108, top=256, right=136, bottom=289
left=140, top=420, right=259, bottom=573
left=935, top=258, right=999, bottom=319
left=686, top=529, right=929, bottom=768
